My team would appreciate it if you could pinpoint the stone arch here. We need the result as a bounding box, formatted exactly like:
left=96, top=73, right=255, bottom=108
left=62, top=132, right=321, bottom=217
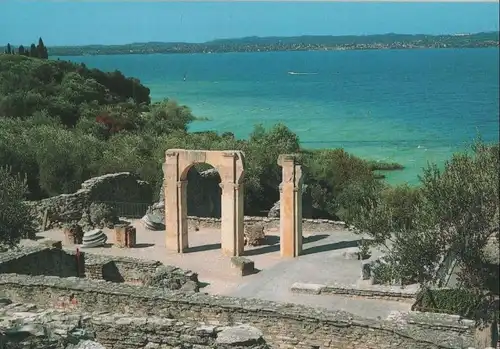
left=164, top=149, right=245, bottom=256
left=278, top=154, right=304, bottom=258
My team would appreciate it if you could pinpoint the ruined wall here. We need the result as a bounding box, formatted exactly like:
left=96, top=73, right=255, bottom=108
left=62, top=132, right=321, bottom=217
left=26, top=172, right=153, bottom=229
left=0, top=246, right=198, bottom=291
left=0, top=246, right=80, bottom=277
left=0, top=274, right=476, bottom=349
left=0, top=302, right=270, bottom=349
left=187, top=215, right=347, bottom=233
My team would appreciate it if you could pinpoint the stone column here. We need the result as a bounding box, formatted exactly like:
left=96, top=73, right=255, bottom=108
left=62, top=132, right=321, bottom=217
left=164, top=151, right=189, bottom=253
left=220, top=182, right=244, bottom=256
left=219, top=152, right=245, bottom=257
left=165, top=179, right=189, bottom=253
left=278, top=154, right=304, bottom=258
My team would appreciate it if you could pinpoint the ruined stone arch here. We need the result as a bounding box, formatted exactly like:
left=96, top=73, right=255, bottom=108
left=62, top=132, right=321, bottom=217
left=164, top=149, right=245, bottom=256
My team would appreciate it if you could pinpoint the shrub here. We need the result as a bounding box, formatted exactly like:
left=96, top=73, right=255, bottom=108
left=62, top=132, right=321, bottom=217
left=413, top=288, right=491, bottom=320
left=344, top=139, right=499, bottom=320
left=0, top=167, right=37, bottom=248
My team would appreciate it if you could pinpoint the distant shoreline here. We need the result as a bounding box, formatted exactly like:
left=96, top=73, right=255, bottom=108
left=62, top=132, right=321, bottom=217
left=7, top=31, right=496, bottom=57
left=50, top=45, right=499, bottom=57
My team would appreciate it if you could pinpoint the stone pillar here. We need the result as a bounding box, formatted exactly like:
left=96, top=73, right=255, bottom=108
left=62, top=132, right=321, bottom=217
left=164, top=151, right=189, bottom=253
left=166, top=180, right=188, bottom=253
left=219, top=152, right=245, bottom=257
left=220, top=182, right=244, bottom=256
left=115, top=225, right=137, bottom=248
left=278, top=154, right=304, bottom=258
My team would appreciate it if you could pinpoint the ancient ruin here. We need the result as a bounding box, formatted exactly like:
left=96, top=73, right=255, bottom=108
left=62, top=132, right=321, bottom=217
left=164, top=149, right=245, bottom=256
left=278, top=154, right=304, bottom=258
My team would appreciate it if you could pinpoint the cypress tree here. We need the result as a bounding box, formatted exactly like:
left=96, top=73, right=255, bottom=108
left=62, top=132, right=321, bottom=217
left=18, top=45, right=25, bottom=55
left=6, top=43, right=12, bottom=54
left=37, top=37, right=48, bottom=59
left=30, top=43, right=37, bottom=57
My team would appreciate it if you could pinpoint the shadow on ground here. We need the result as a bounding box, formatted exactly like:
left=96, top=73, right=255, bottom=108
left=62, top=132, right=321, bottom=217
left=243, top=234, right=330, bottom=256
left=134, top=243, right=155, bottom=248
left=301, top=239, right=361, bottom=256
left=185, top=243, right=221, bottom=253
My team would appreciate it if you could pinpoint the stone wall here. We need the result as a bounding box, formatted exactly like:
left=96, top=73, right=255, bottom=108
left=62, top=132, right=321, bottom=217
left=0, top=274, right=477, bottom=349
left=0, top=301, right=270, bottom=349
left=26, top=172, right=153, bottom=229
left=0, top=246, right=80, bottom=277
left=0, top=246, right=198, bottom=291
left=291, top=282, right=419, bottom=303
left=187, top=215, right=347, bottom=233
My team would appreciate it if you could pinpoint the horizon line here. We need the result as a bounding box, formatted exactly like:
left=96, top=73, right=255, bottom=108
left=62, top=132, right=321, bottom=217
left=5, top=30, right=496, bottom=48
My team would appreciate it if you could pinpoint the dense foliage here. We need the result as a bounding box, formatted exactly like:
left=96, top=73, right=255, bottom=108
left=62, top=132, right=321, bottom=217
left=345, top=140, right=499, bottom=320
left=0, top=54, right=399, bottom=219
left=413, top=288, right=490, bottom=319
left=0, top=167, right=37, bottom=249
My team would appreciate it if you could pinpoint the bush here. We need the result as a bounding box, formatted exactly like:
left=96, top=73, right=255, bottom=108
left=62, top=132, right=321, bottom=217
left=88, top=202, right=118, bottom=228
left=413, top=288, right=493, bottom=320
left=0, top=167, right=37, bottom=248
left=344, top=139, right=499, bottom=318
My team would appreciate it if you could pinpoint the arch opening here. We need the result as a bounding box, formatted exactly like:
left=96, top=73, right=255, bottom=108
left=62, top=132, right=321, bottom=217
left=185, top=163, right=222, bottom=219
left=164, top=149, right=245, bottom=256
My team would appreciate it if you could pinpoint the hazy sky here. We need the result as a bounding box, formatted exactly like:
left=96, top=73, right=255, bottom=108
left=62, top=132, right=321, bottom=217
left=1, top=1, right=499, bottom=46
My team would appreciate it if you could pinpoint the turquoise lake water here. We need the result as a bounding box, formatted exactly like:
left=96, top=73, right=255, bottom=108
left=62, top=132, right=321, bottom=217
left=57, top=48, right=499, bottom=185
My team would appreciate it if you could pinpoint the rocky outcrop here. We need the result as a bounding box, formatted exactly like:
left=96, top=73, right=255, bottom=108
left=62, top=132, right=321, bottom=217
left=26, top=173, right=152, bottom=230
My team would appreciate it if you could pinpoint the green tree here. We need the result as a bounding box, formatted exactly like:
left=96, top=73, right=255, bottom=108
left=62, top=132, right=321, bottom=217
left=6, top=43, right=11, bottom=54
left=344, top=140, right=499, bottom=307
left=243, top=123, right=301, bottom=214
left=29, top=43, right=37, bottom=58
left=0, top=167, right=37, bottom=249
left=37, top=37, right=48, bottom=59
left=142, top=99, right=196, bottom=135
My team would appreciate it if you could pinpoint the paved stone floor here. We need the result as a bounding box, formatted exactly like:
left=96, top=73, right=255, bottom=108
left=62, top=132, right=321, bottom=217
left=27, top=220, right=412, bottom=319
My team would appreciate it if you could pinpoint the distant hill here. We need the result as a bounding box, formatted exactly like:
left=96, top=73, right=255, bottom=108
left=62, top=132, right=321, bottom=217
left=206, top=32, right=499, bottom=45
left=2, top=31, right=498, bottom=57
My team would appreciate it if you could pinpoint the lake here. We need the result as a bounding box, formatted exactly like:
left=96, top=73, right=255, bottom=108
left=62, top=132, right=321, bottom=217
left=56, top=48, right=500, bottom=185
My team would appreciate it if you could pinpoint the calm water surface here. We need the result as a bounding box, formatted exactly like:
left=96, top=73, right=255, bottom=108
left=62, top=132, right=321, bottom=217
left=56, top=48, right=500, bottom=185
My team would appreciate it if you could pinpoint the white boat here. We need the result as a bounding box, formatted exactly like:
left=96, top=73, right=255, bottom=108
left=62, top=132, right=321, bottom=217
left=288, top=71, right=318, bottom=75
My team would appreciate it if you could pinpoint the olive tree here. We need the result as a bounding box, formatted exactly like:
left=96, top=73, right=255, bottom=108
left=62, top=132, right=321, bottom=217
left=0, top=167, right=37, bottom=249
left=342, top=140, right=499, bottom=293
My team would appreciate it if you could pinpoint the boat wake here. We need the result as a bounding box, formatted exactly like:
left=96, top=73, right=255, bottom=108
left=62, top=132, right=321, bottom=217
left=288, top=71, right=318, bottom=75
